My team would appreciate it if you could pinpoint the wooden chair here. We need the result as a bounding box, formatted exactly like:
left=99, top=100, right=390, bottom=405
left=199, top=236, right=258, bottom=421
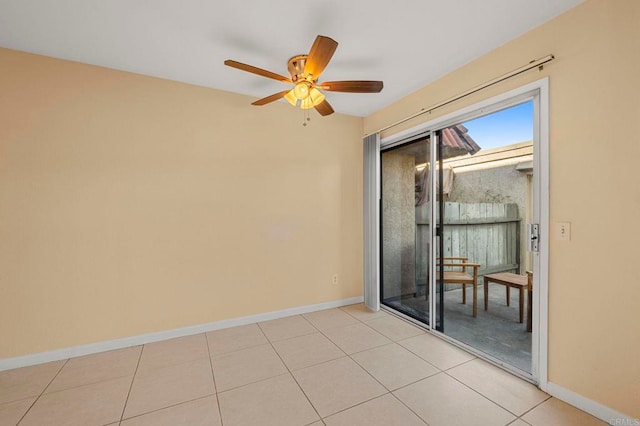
left=437, top=257, right=480, bottom=317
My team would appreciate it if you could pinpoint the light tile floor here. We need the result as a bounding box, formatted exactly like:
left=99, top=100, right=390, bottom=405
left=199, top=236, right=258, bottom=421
left=0, top=304, right=606, bottom=426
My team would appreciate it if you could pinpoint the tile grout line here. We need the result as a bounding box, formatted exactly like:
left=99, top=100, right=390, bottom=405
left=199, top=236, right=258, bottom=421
left=321, top=324, right=395, bottom=355
left=118, top=345, right=144, bottom=423
left=28, top=367, right=145, bottom=399
left=302, top=316, right=362, bottom=376
left=357, top=314, right=426, bottom=345
left=34, top=375, right=139, bottom=397
left=16, top=358, right=69, bottom=425
left=118, top=394, right=215, bottom=424
left=346, top=340, right=396, bottom=357
left=257, top=320, right=324, bottom=423
left=442, top=368, right=522, bottom=419
left=266, top=329, right=318, bottom=345
left=388, top=392, right=432, bottom=426
left=321, top=391, right=395, bottom=422
left=517, top=394, right=553, bottom=420
left=343, top=348, right=397, bottom=394
left=392, top=342, right=449, bottom=373
left=216, top=372, right=292, bottom=396
left=0, top=396, right=36, bottom=407
left=204, top=332, right=225, bottom=426
left=443, top=356, right=477, bottom=370
left=208, top=326, right=271, bottom=359
left=353, top=349, right=442, bottom=393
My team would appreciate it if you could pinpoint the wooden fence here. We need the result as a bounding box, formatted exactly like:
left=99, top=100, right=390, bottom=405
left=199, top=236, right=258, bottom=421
left=416, top=202, right=521, bottom=289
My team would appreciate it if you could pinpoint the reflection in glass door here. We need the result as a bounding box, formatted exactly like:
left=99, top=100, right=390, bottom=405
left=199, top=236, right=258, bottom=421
left=380, top=135, right=431, bottom=325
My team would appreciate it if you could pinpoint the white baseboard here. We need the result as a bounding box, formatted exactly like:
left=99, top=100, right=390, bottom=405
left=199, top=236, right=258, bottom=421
left=0, top=296, right=364, bottom=372
left=546, top=382, right=637, bottom=424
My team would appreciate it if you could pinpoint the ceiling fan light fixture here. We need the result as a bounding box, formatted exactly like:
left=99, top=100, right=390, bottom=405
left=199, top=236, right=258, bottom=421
left=300, top=98, right=313, bottom=109
left=224, top=35, right=383, bottom=117
left=284, top=89, right=298, bottom=106
left=310, top=88, right=325, bottom=106
left=300, top=88, right=325, bottom=109
left=293, top=82, right=310, bottom=100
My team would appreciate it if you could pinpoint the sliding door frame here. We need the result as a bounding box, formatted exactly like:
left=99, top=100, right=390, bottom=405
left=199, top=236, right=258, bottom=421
left=376, top=78, right=549, bottom=386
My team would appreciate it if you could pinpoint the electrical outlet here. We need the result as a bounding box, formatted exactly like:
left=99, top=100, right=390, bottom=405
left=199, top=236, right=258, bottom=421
left=555, top=222, right=571, bottom=241
left=332, top=274, right=339, bottom=285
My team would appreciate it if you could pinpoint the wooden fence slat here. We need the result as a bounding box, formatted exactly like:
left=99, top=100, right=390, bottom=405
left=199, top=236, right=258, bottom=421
left=466, top=203, right=479, bottom=264
left=450, top=203, right=460, bottom=258
left=443, top=202, right=453, bottom=257
left=493, top=203, right=505, bottom=265
left=486, top=203, right=494, bottom=266
left=459, top=203, right=468, bottom=259
left=476, top=203, right=488, bottom=267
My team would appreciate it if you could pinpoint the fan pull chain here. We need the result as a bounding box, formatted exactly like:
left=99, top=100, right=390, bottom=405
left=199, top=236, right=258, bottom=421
left=302, top=108, right=311, bottom=126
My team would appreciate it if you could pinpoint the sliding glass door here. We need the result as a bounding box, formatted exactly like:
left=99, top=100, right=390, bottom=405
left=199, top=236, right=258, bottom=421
left=380, top=97, right=538, bottom=377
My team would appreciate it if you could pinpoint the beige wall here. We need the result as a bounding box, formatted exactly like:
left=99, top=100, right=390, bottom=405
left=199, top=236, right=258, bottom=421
left=366, top=0, right=639, bottom=417
left=0, top=48, right=364, bottom=359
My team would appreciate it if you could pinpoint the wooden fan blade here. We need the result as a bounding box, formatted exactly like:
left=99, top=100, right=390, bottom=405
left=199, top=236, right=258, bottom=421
left=320, top=80, right=383, bottom=93
left=252, top=90, right=291, bottom=106
left=303, top=36, right=338, bottom=79
left=314, top=99, right=334, bottom=116
left=224, top=60, right=292, bottom=83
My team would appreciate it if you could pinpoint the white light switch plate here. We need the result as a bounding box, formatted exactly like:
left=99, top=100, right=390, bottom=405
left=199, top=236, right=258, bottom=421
left=555, top=222, right=571, bottom=241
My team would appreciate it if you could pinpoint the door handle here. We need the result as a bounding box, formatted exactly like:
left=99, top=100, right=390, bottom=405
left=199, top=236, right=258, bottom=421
left=527, top=224, right=539, bottom=252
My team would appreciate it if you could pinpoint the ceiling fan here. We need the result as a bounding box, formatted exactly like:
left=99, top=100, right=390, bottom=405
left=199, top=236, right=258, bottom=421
left=224, top=35, right=383, bottom=117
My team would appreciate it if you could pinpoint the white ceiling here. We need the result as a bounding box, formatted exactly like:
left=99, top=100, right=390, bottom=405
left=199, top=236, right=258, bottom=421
left=0, top=0, right=583, bottom=117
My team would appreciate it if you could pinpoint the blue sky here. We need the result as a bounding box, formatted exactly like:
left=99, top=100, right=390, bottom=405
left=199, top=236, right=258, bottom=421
left=463, top=101, right=533, bottom=150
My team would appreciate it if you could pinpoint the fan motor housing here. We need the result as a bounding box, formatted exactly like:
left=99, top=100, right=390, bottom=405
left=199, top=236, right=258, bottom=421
left=288, top=55, right=309, bottom=81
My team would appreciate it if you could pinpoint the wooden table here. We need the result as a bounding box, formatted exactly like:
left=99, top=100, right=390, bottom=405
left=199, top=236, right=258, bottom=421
left=483, top=272, right=529, bottom=325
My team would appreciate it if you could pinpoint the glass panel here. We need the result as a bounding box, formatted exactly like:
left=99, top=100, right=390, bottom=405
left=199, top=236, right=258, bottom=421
left=436, top=101, right=534, bottom=373
left=380, top=136, right=431, bottom=324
